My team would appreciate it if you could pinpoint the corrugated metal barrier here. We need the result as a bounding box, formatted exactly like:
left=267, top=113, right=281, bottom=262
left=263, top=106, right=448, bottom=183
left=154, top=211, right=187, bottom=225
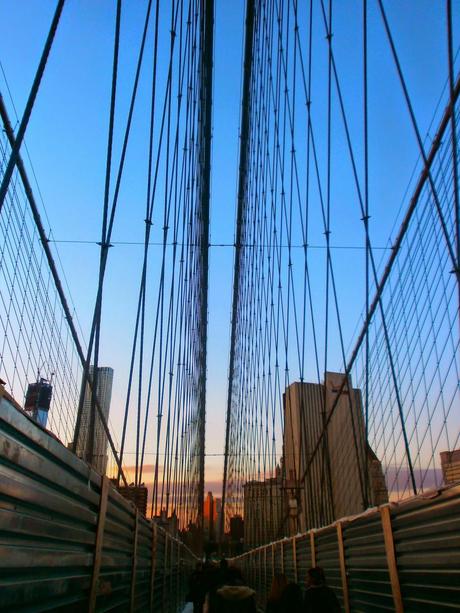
left=233, top=485, right=460, bottom=612
left=0, top=393, right=197, bottom=612
left=2, top=390, right=460, bottom=612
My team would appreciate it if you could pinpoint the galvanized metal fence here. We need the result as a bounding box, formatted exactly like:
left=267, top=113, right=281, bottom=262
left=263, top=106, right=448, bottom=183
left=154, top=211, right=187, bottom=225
left=233, top=483, right=460, bottom=612
left=0, top=390, right=197, bottom=612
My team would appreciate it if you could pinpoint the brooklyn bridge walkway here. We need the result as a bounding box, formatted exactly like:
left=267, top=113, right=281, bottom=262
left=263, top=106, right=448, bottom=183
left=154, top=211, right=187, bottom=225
left=1, top=0, right=460, bottom=611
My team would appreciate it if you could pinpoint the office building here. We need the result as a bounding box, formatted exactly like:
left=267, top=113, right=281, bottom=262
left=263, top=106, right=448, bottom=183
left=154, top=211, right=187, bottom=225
left=204, top=491, right=219, bottom=541
left=283, top=372, right=388, bottom=534
left=155, top=509, right=179, bottom=537
left=440, top=449, right=460, bottom=484
left=229, top=515, right=244, bottom=542
left=24, top=378, right=53, bottom=428
left=243, top=465, right=284, bottom=548
left=214, top=496, right=222, bottom=542
left=75, top=366, right=114, bottom=475
left=113, top=482, right=149, bottom=516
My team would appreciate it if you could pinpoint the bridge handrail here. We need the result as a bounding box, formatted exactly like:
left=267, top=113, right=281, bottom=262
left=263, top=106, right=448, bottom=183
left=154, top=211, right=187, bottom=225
left=232, top=482, right=460, bottom=612
left=0, top=391, right=198, bottom=612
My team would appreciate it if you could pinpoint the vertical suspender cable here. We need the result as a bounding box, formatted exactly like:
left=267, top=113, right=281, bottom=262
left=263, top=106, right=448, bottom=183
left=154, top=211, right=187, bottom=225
left=321, top=0, right=336, bottom=525
left=363, top=0, right=370, bottom=508
left=73, top=0, right=122, bottom=460
left=196, top=0, right=214, bottom=545
left=220, top=0, right=255, bottom=543
left=446, top=0, right=460, bottom=321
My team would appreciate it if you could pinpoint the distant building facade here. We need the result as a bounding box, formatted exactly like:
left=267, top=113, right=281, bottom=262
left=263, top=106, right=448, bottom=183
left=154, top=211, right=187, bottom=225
left=204, top=491, right=219, bottom=541
left=243, top=466, right=284, bottom=548
left=155, top=509, right=178, bottom=537
left=214, top=496, right=222, bottom=542
left=24, top=378, right=53, bottom=428
left=440, top=449, right=460, bottom=484
left=75, top=366, right=114, bottom=475
left=113, top=482, right=149, bottom=516
left=283, top=372, right=388, bottom=534
left=230, top=515, right=244, bottom=542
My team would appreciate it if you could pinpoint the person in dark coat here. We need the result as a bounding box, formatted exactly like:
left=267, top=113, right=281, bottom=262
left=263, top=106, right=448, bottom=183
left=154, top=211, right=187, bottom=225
left=217, top=558, right=233, bottom=587
left=188, top=561, right=207, bottom=612
left=267, top=575, right=304, bottom=613
left=205, top=565, right=257, bottom=613
left=266, top=573, right=287, bottom=612
left=303, top=567, right=340, bottom=612
left=280, top=582, right=303, bottom=612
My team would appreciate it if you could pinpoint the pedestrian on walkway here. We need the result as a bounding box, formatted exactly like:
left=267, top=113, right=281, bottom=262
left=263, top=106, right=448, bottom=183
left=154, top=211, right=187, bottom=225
left=187, top=561, right=207, bottom=613
left=280, top=582, right=303, bottom=612
left=266, top=573, right=287, bottom=612
left=204, top=565, right=256, bottom=613
left=303, top=567, right=340, bottom=612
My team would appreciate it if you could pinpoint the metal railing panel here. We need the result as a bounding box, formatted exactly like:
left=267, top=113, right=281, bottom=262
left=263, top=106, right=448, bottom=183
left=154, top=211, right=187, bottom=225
left=294, top=533, right=311, bottom=585
left=392, top=486, right=460, bottom=611
left=283, top=538, right=295, bottom=581
left=0, top=398, right=99, bottom=611
left=344, top=513, right=392, bottom=612
left=0, top=394, right=197, bottom=612
left=234, top=484, right=460, bottom=612
left=315, top=526, right=342, bottom=606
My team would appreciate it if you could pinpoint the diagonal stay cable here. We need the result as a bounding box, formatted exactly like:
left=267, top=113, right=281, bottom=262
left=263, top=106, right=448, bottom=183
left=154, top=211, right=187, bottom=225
left=0, top=95, right=127, bottom=485
left=377, top=0, right=458, bottom=279
left=0, top=0, right=65, bottom=215
left=298, top=78, right=460, bottom=491
left=73, top=0, right=122, bottom=458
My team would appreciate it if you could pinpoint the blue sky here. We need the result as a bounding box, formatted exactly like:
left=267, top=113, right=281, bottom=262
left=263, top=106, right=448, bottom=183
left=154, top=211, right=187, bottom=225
left=0, top=1, right=458, bottom=494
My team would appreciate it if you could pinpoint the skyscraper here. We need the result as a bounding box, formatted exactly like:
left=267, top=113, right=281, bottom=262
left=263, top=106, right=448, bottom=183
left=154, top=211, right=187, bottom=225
left=24, top=378, right=53, bottom=429
left=283, top=372, right=388, bottom=534
left=75, top=366, right=113, bottom=475
left=243, top=466, right=284, bottom=548
left=214, top=496, right=222, bottom=542
left=204, top=491, right=219, bottom=541
left=440, top=449, right=460, bottom=484
left=229, top=515, right=244, bottom=542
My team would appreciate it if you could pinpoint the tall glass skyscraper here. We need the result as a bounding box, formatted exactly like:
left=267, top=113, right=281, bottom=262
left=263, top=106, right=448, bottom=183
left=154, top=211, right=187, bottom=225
left=76, top=366, right=114, bottom=475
